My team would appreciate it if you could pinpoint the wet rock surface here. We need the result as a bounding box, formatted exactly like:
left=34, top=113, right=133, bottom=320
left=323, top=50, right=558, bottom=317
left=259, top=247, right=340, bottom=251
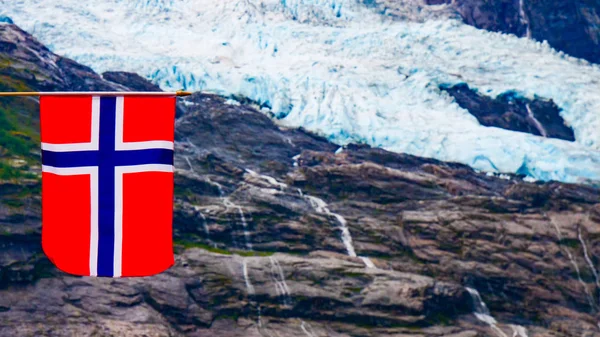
left=1, top=23, right=600, bottom=337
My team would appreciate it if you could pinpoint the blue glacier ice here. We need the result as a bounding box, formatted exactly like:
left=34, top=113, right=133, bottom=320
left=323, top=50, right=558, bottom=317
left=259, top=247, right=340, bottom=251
left=2, top=0, right=600, bottom=184
left=0, top=16, right=13, bottom=24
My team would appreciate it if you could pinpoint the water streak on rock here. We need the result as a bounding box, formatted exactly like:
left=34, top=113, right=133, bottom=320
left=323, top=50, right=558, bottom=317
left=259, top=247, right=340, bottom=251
left=306, top=195, right=357, bottom=257
left=465, top=287, right=509, bottom=337
left=242, top=258, right=262, bottom=327
left=269, top=256, right=292, bottom=307
left=510, top=324, right=529, bottom=337
left=525, top=104, right=547, bottom=137
left=301, top=321, right=317, bottom=337
left=550, top=218, right=596, bottom=310
left=225, top=198, right=253, bottom=250
left=519, top=0, right=532, bottom=39
left=578, top=226, right=600, bottom=291
left=245, top=169, right=288, bottom=190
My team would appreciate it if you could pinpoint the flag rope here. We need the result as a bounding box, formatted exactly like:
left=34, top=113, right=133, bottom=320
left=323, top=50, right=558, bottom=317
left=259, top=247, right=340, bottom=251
left=0, top=91, right=192, bottom=97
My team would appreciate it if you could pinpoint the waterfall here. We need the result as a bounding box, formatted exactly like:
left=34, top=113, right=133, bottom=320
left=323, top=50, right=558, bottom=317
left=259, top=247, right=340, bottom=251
left=242, top=258, right=262, bottom=327
left=550, top=218, right=596, bottom=310
left=578, top=227, right=600, bottom=300
left=330, top=213, right=357, bottom=257
left=465, top=287, right=509, bottom=337
left=305, top=195, right=375, bottom=268
left=519, top=0, right=532, bottom=39
left=306, top=195, right=357, bottom=257
left=245, top=169, right=287, bottom=191
left=206, top=176, right=224, bottom=197
left=306, top=195, right=328, bottom=214
left=292, top=154, right=301, bottom=167
left=184, top=156, right=217, bottom=246
left=282, top=135, right=295, bottom=147
left=204, top=176, right=246, bottom=249
left=197, top=211, right=209, bottom=236
left=578, top=226, right=600, bottom=287
left=184, top=154, right=225, bottom=196
left=360, top=256, right=376, bottom=268
left=194, top=208, right=217, bottom=248
left=222, top=198, right=240, bottom=249
left=237, top=206, right=252, bottom=250
left=224, top=198, right=253, bottom=250
left=269, top=256, right=292, bottom=307
left=525, top=104, right=547, bottom=137
left=243, top=259, right=256, bottom=295
left=300, top=321, right=317, bottom=337
left=186, top=159, right=271, bottom=253
left=184, top=143, right=249, bottom=250
left=510, top=324, right=529, bottom=337
left=184, top=155, right=194, bottom=171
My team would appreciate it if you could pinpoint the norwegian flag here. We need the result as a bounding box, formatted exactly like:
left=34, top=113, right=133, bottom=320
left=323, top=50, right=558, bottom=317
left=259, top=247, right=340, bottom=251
left=40, top=95, right=175, bottom=277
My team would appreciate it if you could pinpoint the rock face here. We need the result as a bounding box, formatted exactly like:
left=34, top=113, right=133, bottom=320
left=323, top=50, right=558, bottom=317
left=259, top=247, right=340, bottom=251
left=424, top=0, right=600, bottom=64
left=1, top=23, right=600, bottom=337
left=102, top=71, right=162, bottom=92
left=0, top=251, right=473, bottom=336
left=441, top=83, right=576, bottom=141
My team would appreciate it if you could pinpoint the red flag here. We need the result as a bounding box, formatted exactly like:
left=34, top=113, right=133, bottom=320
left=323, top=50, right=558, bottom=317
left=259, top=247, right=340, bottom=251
left=40, top=95, right=175, bottom=277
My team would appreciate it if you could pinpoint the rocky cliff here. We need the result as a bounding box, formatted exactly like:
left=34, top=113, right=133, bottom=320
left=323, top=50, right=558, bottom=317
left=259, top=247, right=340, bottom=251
left=1, top=23, right=600, bottom=337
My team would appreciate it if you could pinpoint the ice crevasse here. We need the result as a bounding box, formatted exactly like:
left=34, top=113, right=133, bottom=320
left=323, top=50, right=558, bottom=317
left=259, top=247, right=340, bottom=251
left=3, top=0, right=600, bottom=184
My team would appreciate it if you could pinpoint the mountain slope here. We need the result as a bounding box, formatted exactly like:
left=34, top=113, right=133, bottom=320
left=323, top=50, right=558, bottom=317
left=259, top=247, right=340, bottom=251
left=1, top=23, right=600, bottom=337
left=1, top=1, right=600, bottom=184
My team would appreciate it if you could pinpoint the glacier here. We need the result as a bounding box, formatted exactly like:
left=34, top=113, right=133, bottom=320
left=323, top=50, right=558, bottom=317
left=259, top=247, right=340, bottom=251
left=2, top=0, right=600, bottom=184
